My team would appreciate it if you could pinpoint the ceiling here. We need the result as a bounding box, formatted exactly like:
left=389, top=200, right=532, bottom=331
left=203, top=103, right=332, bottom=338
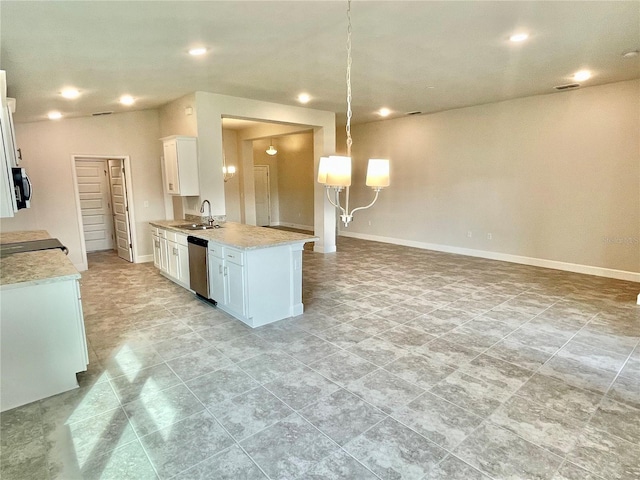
left=1, top=1, right=638, bottom=125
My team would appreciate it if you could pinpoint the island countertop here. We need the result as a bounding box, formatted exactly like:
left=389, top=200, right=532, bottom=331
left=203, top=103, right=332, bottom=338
left=150, top=220, right=318, bottom=250
left=0, top=230, right=80, bottom=289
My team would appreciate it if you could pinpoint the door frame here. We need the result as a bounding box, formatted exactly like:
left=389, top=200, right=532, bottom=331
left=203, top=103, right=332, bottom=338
left=71, top=155, right=138, bottom=269
left=74, top=158, right=115, bottom=253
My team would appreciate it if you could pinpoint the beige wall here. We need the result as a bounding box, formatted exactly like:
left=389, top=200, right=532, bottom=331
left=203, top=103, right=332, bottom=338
left=274, top=131, right=314, bottom=229
left=222, top=129, right=242, bottom=223
left=1, top=110, right=165, bottom=269
left=342, top=80, right=640, bottom=275
left=253, top=139, right=280, bottom=225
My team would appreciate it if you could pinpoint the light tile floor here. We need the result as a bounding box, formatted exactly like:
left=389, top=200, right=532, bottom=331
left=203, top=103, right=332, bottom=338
left=1, top=237, right=639, bottom=479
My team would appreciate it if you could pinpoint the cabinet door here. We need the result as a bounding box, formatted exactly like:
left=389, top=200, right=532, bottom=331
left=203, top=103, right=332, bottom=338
left=0, top=107, right=17, bottom=218
left=177, top=243, right=190, bottom=285
left=159, top=237, right=169, bottom=273
left=208, top=254, right=226, bottom=304
left=163, top=140, right=179, bottom=194
left=152, top=235, right=161, bottom=269
left=225, top=261, right=245, bottom=316
left=168, top=240, right=180, bottom=279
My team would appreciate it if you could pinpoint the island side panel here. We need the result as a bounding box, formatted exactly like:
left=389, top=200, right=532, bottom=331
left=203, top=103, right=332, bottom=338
left=245, top=244, right=294, bottom=327
left=1, top=279, right=87, bottom=411
left=289, top=243, right=304, bottom=317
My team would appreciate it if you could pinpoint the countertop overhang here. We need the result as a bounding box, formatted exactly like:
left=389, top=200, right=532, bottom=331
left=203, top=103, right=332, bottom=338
left=150, top=220, right=318, bottom=250
left=0, top=230, right=80, bottom=289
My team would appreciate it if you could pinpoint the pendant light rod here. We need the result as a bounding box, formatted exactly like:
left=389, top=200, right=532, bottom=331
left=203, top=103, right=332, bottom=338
left=316, top=0, right=390, bottom=227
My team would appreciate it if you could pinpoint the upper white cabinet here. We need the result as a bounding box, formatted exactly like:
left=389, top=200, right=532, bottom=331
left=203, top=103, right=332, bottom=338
left=161, top=136, right=199, bottom=196
left=1, top=70, right=18, bottom=218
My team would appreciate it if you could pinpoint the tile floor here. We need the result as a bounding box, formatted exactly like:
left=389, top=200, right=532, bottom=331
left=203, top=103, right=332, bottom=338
left=1, top=236, right=639, bottom=480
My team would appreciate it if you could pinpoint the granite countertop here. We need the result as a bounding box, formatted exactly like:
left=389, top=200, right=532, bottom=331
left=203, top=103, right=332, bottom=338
left=150, top=220, right=318, bottom=250
left=0, top=230, right=80, bottom=289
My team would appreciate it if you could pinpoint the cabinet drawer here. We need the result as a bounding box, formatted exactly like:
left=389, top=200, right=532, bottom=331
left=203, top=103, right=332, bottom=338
left=151, top=226, right=159, bottom=236
left=175, top=233, right=188, bottom=246
left=225, top=247, right=244, bottom=265
left=208, top=243, right=224, bottom=259
left=165, top=231, right=178, bottom=243
left=157, top=228, right=166, bottom=238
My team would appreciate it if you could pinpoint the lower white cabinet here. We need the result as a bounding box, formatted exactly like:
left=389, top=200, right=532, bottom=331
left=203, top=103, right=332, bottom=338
left=152, top=233, right=162, bottom=269
left=1, top=278, right=88, bottom=411
left=208, top=246, right=246, bottom=318
left=207, top=241, right=304, bottom=327
left=151, top=227, right=190, bottom=289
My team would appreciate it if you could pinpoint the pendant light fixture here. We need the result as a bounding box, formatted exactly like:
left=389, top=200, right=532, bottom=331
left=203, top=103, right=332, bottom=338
left=266, top=138, right=277, bottom=156
left=317, top=0, right=390, bottom=227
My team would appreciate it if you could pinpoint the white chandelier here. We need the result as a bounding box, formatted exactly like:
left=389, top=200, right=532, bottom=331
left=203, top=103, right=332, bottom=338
left=317, top=0, right=390, bottom=227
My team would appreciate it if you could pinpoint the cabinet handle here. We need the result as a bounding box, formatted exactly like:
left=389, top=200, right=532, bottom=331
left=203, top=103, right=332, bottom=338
left=224, top=266, right=228, bottom=276
left=168, top=183, right=174, bottom=190
left=154, top=240, right=160, bottom=247
left=173, top=247, right=179, bottom=255
left=219, top=265, right=223, bottom=274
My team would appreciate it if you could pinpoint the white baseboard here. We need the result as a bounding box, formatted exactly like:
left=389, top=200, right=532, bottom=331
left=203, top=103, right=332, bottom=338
left=339, top=231, right=640, bottom=283
left=73, top=261, right=88, bottom=272
left=272, top=222, right=314, bottom=232
left=314, top=244, right=337, bottom=254
left=135, top=254, right=154, bottom=264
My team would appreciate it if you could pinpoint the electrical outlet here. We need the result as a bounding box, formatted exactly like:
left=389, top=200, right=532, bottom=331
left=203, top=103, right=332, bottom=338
left=143, top=200, right=149, bottom=208
left=467, top=231, right=472, bottom=238
left=487, top=233, right=493, bottom=240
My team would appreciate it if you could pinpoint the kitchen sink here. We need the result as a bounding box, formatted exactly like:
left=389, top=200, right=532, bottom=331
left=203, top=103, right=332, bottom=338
left=175, top=223, right=221, bottom=230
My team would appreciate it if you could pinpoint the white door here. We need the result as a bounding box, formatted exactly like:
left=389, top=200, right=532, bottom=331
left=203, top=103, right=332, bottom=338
left=108, top=159, right=133, bottom=262
left=254, top=165, right=270, bottom=227
left=75, top=160, right=114, bottom=252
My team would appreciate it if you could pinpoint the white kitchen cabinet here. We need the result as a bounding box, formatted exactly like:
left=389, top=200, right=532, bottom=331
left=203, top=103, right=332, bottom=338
left=152, top=230, right=162, bottom=269
left=1, top=71, right=18, bottom=218
left=153, top=227, right=190, bottom=288
left=225, top=259, right=245, bottom=316
left=207, top=240, right=304, bottom=327
left=208, top=246, right=246, bottom=317
left=1, top=277, right=88, bottom=411
left=208, top=252, right=226, bottom=305
left=161, top=136, right=199, bottom=196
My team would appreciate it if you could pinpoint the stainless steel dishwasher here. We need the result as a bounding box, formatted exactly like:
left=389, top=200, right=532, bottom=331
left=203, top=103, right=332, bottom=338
left=187, top=236, right=215, bottom=303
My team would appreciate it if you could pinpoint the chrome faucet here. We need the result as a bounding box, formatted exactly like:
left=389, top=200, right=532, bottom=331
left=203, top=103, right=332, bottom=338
left=200, top=199, right=213, bottom=225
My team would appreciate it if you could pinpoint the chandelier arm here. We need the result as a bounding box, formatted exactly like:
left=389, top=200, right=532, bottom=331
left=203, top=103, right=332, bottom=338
left=347, top=189, right=381, bottom=216
left=325, top=186, right=347, bottom=216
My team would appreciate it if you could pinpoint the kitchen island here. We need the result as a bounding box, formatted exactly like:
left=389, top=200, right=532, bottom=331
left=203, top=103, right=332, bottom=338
left=150, top=220, right=317, bottom=327
left=0, top=230, right=88, bottom=411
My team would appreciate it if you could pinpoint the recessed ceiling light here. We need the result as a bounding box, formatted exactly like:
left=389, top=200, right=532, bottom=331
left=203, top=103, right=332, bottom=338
left=509, top=33, right=529, bottom=42
left=298, top=93, right=311, bottom=104
left=622, top=50, right=639, bottom=59
left=378, top=108, right=391, bottom=117
left=120, top=95, right=135, bottom=106
left=48, top=111, right=62, bottom=120
left=188, top=47, right=207, bottom=56
left=60, top=88, right=80, bottom=99
left=573, top=70, right=591, bottom=82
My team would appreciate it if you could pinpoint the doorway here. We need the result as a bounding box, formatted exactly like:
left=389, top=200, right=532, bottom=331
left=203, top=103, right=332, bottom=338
left=73, top=156, right=135, bottom=265
left=254, top=165, right=271, bottom=226
left=75, top=160, right=114, bottom=252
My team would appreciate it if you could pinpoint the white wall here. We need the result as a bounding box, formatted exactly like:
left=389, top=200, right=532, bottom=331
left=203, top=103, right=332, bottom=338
left=191, top=92, right=337, bottom=252
left=341, top=80, right=640, bottom=278
left=0, top=110, right=165, bottom=269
